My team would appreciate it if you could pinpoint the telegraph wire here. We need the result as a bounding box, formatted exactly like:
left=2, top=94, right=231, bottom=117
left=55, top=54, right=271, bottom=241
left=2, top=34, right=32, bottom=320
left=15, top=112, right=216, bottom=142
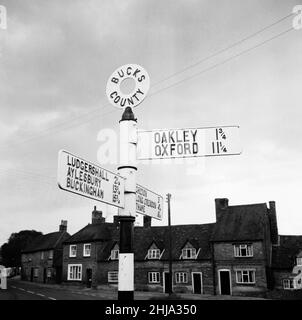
left=150, top=12, right=294, bottom=88
left=147, top=27, right=294, bottom=99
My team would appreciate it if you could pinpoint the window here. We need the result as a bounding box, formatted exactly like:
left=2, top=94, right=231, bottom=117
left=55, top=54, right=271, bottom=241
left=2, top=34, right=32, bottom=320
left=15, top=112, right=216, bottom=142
left=283, top=279, right=295, bottom=289
left=234, top=244, right=253, bottom=257
left=47, top=269, right=52, bottom=278
left=182, top=248, right=196, bottom=259
left=67, top=264, right=82, bottom=281
left=108, top=271, right=118, bottom=283
left=148, top=249, right=160, bottom=259
left=33, top=268, right=39, bottom=278
left=148, top=272, right=160, bottom=283
left=235, top=270, right=256, bottom=284
left=83, top=244, right=91, bottom=257
left=110, top=249, right=119, bottom=260
left=40, top=251, right=44, bottom=260
left=48, top=250, right=53, bottom=260
left=297, top=257, right=302, bottom=266
left=175, top=272, right=188, bottom=283
left=69, top=245, right=77, bottom=257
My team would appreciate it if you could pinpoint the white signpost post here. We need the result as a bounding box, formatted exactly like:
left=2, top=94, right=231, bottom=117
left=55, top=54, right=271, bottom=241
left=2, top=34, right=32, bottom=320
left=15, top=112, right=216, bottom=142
left=137, top=126, right=241, bottom=160
left=57, top=150, right=125, bottom=208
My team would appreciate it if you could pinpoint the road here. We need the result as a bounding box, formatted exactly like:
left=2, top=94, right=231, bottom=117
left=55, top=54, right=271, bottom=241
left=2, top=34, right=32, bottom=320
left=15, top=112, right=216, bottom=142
left=0, top=278, right=115, bottom=300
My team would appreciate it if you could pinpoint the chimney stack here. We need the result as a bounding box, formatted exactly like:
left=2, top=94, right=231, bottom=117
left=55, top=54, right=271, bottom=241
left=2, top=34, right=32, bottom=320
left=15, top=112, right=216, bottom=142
left=92, top=206, right=105, bottom=224
left=59, top=220, right=67, bottom=232
left=143, top=215, right=152, bottom=228
left=113, top=215, right=119, bottom=226
left=215, top=198, right=229, bottom=222
left=268, top=201, right=279, bottom=245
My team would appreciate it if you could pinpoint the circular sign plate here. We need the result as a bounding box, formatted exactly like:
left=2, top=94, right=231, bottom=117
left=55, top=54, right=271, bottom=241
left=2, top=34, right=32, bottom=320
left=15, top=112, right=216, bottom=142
left=106, top=64, right=150, bottom=109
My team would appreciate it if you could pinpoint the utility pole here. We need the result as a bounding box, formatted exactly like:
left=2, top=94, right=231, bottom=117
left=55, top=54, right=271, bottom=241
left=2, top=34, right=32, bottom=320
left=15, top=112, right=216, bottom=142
left=166, top=193, right=173, bottom=295
left=117, top=106, right=137, bottom=301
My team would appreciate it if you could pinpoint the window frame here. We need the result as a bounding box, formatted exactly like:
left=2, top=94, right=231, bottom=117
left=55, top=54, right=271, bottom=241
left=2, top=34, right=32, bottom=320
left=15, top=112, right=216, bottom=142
left=40, top=251, right=44, bottom=260
left=234, top=244, right=253, bottom=257
left=69, top=245, right=77, bottom=257
left=83, top=243, right=91, bottom=257
left=182, top=248, right=197, bottom=259
left=175, top=272, right=188, bottom=284
left=108, top=271, right=118, bottom=283
left=235, top=269, right=256, bottom=284
left=110, top=249, right=119, bottom=260
left=48, top=250, right=53, bottom=260
left=296, top=257, right=302, bottom=266
left=67, top=264, right=82, bottom=281
left=148, top=272, right=160, bottom=283
left=33, top=268, right=39, bottom=278
left=147, top=249, right=161, bottom=259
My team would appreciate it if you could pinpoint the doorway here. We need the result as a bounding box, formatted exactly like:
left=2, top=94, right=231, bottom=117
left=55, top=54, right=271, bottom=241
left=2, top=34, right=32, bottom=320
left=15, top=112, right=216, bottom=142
left=163, top=272, right=171, bottom=293
left=43, top=268, right=47, bottom=283
left=218, top=270, right=231, bottom=295
left=86, top=268, right=92, bottom=288
left=30, top=268, right=34, bottom=282
left=192, top=272, right=203, bottom=294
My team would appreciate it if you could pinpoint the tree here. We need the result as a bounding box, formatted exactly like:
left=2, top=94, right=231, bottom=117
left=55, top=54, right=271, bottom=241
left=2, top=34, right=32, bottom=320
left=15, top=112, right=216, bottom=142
left=1, top=230, right=43, bottom=267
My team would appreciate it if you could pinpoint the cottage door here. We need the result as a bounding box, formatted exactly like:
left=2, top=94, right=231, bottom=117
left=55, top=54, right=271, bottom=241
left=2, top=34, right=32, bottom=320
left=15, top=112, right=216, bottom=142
left=192, top=273, right=202, bottom=294
left=86, top=268, right=92, bottom=288
left=30, top=268, right=34, bottom=282
left=163, top=272, right=171, bottom=293
left=219, top=270, right=231, bottom=295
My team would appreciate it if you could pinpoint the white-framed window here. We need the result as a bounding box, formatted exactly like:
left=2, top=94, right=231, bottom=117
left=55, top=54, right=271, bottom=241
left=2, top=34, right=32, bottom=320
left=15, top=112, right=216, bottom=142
left=283, top=279, right=295, bottom=289
left=48, top=250, right=53, bottom=260
left=148, top=272, right=160, bottom=283
left=47, top=269, right=52, bottom=278
left=33, top=268, right=39, bottom=278
left=108, top=271, right=118, bottom=283
left=83, top=244, right=91, bottom=257
left=67, top=264, right=82, bottom=281
left=235, top=269, right=256, bottom=284
left=182, top=248, right=196, bottom=259
left=69, top=245, right=77, bottom=257
left=148, top=249, right=160, bottom=259
left=40, top=251, right=44, bottom=260
left=110, top=249, right=119, bottom=260
left=175, top=272, right=188, bottom=283
left=296, top=257, right=302, bottom=266
left=234, top=244, right=253, bottom=257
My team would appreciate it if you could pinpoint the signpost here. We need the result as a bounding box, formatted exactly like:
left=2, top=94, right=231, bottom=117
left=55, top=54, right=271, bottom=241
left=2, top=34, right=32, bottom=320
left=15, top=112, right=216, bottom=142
left=136, top=184, right=163, bottom=220
left=57, top=150, right=125, bottom=208
left=57, top=62, right=241, bottom=302
left=137, top=126, right=241, bottom=160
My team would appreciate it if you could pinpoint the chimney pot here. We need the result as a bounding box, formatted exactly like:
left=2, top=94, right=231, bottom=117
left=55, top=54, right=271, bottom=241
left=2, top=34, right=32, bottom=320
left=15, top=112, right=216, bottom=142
left=143, top=215, right=152, bottom=228
left=59, top=220, right=67, bottom=232
left=92, top=207, right=105, bottom=224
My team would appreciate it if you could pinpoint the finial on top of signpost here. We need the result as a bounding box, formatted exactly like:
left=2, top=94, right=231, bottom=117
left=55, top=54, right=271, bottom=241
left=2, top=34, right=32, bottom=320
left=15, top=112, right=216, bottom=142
left=120, top=107, right=137, bottom=122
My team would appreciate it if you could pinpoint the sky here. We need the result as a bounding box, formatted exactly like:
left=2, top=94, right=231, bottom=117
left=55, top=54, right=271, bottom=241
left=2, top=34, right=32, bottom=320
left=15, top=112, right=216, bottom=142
left=0, top=0, right=302, bottom=245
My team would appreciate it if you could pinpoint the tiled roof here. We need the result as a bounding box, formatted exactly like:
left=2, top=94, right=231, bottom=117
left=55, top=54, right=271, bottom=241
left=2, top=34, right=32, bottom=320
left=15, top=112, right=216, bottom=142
left=272, top=235, right=302, bottom=270
left=64, top=222, right=119, bottom=244
left=211, top=203, right=269, bottom=242
left=22, top=231, right=70, bottom=253
left=133, top=224, right=215, bottom=260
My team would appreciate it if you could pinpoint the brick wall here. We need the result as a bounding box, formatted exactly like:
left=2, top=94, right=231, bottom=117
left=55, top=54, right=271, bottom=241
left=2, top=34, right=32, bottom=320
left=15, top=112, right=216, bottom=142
left=213, top=241, right=268, bottom=295
left=21, top=251, right=56, bottom=283
left=62, top=242, right=99, bottom=287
